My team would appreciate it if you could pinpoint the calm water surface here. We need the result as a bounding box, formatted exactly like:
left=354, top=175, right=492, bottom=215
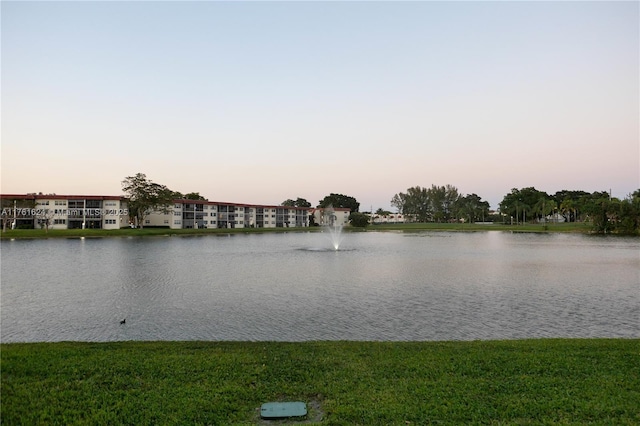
left=1, top=231, right=638, bottom=342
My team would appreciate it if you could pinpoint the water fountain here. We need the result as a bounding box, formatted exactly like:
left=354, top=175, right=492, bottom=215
left=322, top=206, right=344, bottom=251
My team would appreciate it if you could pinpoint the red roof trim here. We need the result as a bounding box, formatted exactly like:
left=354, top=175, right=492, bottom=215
left=173, top=199, right=311, bottom=210
left=1, top=194, right=125, bottom=201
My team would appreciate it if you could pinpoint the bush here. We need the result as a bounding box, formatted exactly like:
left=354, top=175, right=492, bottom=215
left=349, top=212, right=369, bottom=227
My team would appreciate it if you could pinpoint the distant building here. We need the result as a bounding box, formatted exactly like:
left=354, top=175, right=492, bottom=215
left=144, top=199, right=310, bottom=229
left=370, top=213, right=408, bottom=224
left=310, top=207, right=351, bottom=227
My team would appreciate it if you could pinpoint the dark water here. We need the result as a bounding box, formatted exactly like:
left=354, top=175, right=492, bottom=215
left=1, top=231, right=638, bottom=342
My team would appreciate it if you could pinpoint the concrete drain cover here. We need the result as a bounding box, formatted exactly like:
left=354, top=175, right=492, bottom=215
left=260, top=402, right=307, bottom=419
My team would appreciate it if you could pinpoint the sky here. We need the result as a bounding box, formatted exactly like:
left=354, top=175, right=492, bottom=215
left=1, top=1, right=638, bottom=211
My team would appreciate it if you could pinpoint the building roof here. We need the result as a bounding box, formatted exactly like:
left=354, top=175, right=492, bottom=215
left=0, top=193, right=125, bottom=201
left=1, top=194, right=311, bottom=211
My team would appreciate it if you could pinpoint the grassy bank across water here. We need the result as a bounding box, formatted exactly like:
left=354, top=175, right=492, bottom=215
left=2, top=339, right=638, bottom=425
left=0, top=222, right=594, bottom=240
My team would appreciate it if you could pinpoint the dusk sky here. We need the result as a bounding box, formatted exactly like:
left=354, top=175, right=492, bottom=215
left=2, top=1, right=638, bottom=211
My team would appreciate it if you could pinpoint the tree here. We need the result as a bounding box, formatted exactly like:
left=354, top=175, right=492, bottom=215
left=375, top=208, right=391, bottom=216
left=121, top=173, right=175, bottom=229
left=349, top=212, right=370, bottom=227
left=402, top=186, right=431, bottom=222
left=390, top=193, right=406, bottom=214
left=533, top=196, right=555, bottom=223
left=428, top=184, right=460, bottom=222
left=282, top=198, right=311, bottom=208
left=35, top=208, right=56, bottom=232
left=318, top=193, right=359, bottom=212
left=499, top=187, right=547, bottom=224
left=559, top=199, right=574, bottom=223
left=393, top=184, right=461, bottom=222
left=584, top=190, right=640, bottom=235
left=553, top=190, right=589, bottom=222
left=617, top=193, right=640, bottom=234
left=456, top=193, right=490, bottom=223
left=183, top=192, right=207, bottom=201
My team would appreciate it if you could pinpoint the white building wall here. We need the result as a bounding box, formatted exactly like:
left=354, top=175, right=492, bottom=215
left=314, top=208, right=350, bottom=226
left=33, top=198, right=61, bottom=229
left=372, top=213, right=406, bottom=224
left=102, top=199, right=127, bottom=229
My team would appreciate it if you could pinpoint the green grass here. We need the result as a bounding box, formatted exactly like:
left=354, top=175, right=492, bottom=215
left=370, top=222, right=593, bottom=233
left=0, top=222, right=594, bottom=240
left=2, top=339, right=638, bottom=425
left=0, top=226, right=318, bottom=240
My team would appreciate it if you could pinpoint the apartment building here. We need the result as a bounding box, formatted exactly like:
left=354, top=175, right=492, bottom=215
left=1, top=194, right=330, bottom=230
left=144, top=200, right=310, bottom=229
left=1, top=194, right=129, bottom=230
left=371, top=213, right=408, bottom=224
left=310, top=208, right=351, bottom=227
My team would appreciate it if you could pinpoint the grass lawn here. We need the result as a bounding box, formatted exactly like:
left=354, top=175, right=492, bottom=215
left=2, top=339, right=638, bottom=425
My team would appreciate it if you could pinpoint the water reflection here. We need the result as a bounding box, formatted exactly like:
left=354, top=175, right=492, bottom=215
left=1, top=232, right=638, bottom=342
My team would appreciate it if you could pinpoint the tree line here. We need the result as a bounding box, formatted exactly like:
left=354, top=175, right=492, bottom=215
left=499, top=187, right=640, bottom=234
left=390, top=185, right=491, bottom=224
left=389, top=185, right=640, bottom=235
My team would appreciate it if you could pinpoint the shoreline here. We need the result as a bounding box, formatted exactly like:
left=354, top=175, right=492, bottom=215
left=0, top=222, right=602, bottom=240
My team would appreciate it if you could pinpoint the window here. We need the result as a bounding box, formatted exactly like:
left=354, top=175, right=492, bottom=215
left=104, top=219, right=116, bottom=225
left=174, top=220, right=181, bottom=225
left=211, top=212, right=216, bottom=217
left=164, top=220, right=169, bottom=224
left=145, top=220, right=150, bottom=224
left=54, top=219, right=66, bottom=225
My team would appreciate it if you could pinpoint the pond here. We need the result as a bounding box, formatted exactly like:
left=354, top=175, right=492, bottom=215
left=1, top=231, right=638, bottom=342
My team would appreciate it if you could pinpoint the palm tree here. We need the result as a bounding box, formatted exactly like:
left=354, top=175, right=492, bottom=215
left=560, top=199, right=575, bottom=223
left=533, top=197, right=557, bottom=223
left=512, top=200, right=530, bottom=225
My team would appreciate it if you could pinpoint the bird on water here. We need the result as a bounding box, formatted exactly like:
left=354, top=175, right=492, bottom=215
left=120, top=319, right=126, bottom=325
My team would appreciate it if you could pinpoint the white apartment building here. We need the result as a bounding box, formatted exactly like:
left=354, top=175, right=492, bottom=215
left=371, top=213, right=408, bottom=224
left=1, top=195, right=348, bottom=230
left=142, top=200, right=311, bottom=229
left=310, top=208, right=351, bottom=227
left=1, top=194, right=129, bottom=230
